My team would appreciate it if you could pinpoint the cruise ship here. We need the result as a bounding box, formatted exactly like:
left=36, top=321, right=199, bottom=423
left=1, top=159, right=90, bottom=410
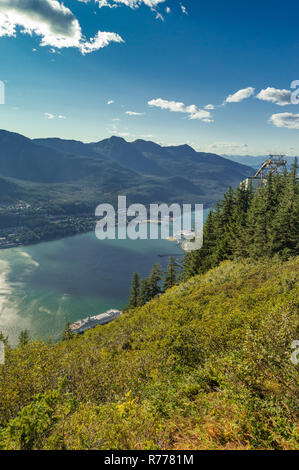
left=70, top=309, right=122, bottom=335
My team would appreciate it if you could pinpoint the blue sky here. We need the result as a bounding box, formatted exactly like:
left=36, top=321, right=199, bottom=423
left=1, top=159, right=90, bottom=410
left=0, top=0, right=299, bottom=155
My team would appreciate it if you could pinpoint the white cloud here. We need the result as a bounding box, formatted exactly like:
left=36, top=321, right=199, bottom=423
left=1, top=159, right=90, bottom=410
left=0, top=0, right=124, bottom=54
left=148, top=98, right=212, bottom=121
left=95, top=0, right=170, bottom=22
left=155, top=12, right=164, bottom=21
left=207, top=142, right=249, bottom=154
left=125, top=110, right=145, bottom=115
left=44, top=112, right=55, bottom=119
left=107, top=100, right=115, bottom=105
left=49, top=47, right=61, bottom=54
left=106, top=127, right=131, bottom=137
left=116, top=132, right=131, bottom=137
left=80, top=31, right=124, bottom=54
left=204, top=104, right=215, bottom=110
left=269, top=113, right=299, bottom=129
left=140, top=133, right=154, bottom=138
left=256, top=87, right=291, bottom=106
left=96, top=0, right=166, bottom=8
left=149, top=98, right=185, bottom=112
left=189, top=110, right=212, bottom=121
left=225, top=87, right=255, bottom=103
left=44, top=112, right=66, bottom=119
left=180, top=4, right=188, bottom=15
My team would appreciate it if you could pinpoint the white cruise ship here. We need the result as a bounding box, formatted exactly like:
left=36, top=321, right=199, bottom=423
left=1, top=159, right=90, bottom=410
left=70, top=309, right=122, bottom=335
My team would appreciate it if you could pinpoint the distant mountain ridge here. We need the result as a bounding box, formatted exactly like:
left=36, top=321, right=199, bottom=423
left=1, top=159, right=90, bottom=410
left=33, top=134, right=253, bottom=181
left=222, top=154, right=296, bottom=170
left=0, top=129, right=253, bottom=209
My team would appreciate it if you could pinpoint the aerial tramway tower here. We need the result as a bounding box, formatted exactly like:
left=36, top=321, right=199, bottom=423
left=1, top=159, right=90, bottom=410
left=241, top=154, right=287, bottom=191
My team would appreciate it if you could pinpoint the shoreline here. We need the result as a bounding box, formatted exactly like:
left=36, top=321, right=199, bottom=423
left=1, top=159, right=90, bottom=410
left=0, top=208, right=211, bottom=252
left=0, top=226, right=94, bottom=251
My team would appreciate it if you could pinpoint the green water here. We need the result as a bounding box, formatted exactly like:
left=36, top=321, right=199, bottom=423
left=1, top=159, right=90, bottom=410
left=0, top=231, right=184, bottom=344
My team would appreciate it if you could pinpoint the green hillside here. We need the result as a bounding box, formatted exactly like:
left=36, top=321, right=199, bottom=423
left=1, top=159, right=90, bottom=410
left=0, top=164, right=297, bottom=451
left=0, top=257, right=298, bottom=450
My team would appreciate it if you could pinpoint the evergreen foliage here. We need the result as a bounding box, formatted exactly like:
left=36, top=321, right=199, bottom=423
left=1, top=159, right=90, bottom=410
left=148, top=263, right=163, bottom=298
left=128, top=272, right=140, bottom=308
left=130, top=264, right=164, bottom=307
left=184, top=165, right=298, bottom=278
left=164, top=257, right=179, bottom=290
left=0, top=332, right=8, bottom=346
left=18, top=330, right=30, bottom=347
left=138, top=279, right=152, bottom=307
left=62, top=324, right=73, bottom=342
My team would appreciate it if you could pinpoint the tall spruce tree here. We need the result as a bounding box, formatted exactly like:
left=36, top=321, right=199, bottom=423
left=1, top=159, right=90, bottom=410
left=138, top=279, right=152, bottom=306
left=129, top=272, right=140, bottom=308
left=148, top=263, right=163, bottom=298
left=164, top=257, right=178, bottom=290
left=269, top=162, right=299, bottom=257
left=18, top=329, right=30, bottom=347
left=184, top=209, right=218, bottom=278
left=214, top=186, right=235, bottom=263
left=246, top=185, right=269, bottom=258
left=231, top=185, right=252, bottom=257
left=0, top=331, right=8, bottom=344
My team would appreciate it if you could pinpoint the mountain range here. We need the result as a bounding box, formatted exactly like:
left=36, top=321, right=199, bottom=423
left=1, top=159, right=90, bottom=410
left=0, top=129, right=254, bottom=211
left=222, top=154, right=296, bottom=170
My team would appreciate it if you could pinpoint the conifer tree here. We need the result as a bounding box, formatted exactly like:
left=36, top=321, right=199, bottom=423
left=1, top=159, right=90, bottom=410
left=0, top=331, right=7, bottom=365
left=62, top=323, right=73, bottom=341
left=231, top=185, right=252, bottom=257
left=128, top=272, right=140, bottom=308
left=183, top=165, right=298, bottom=278
left=18, top=329, right=30, bottom=347
left=148, top=263, right=163, bottom=298
left=0, top=331, right=8, bottom=345
left=138, top=279, right=152, bottom=306
left=164, top=257, right=178, bottom=290
left=269, top=162, right=299, bottom=257
left=246, top=185, right=269, bottom=258
left=214, top=186, right=235, bottom=262
left=184, top=209, right=218, bottom=277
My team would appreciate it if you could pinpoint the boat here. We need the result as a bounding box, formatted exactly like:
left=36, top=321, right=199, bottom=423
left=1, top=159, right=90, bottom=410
left=70, top=309, right=122, bottom=335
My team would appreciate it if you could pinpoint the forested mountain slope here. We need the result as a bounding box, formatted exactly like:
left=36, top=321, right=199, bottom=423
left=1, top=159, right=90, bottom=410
left=184, top=165, right=299, bottom=277
left=0, top=130, right=253, bottom=210
left=0, top=161, right=297, bottom=451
